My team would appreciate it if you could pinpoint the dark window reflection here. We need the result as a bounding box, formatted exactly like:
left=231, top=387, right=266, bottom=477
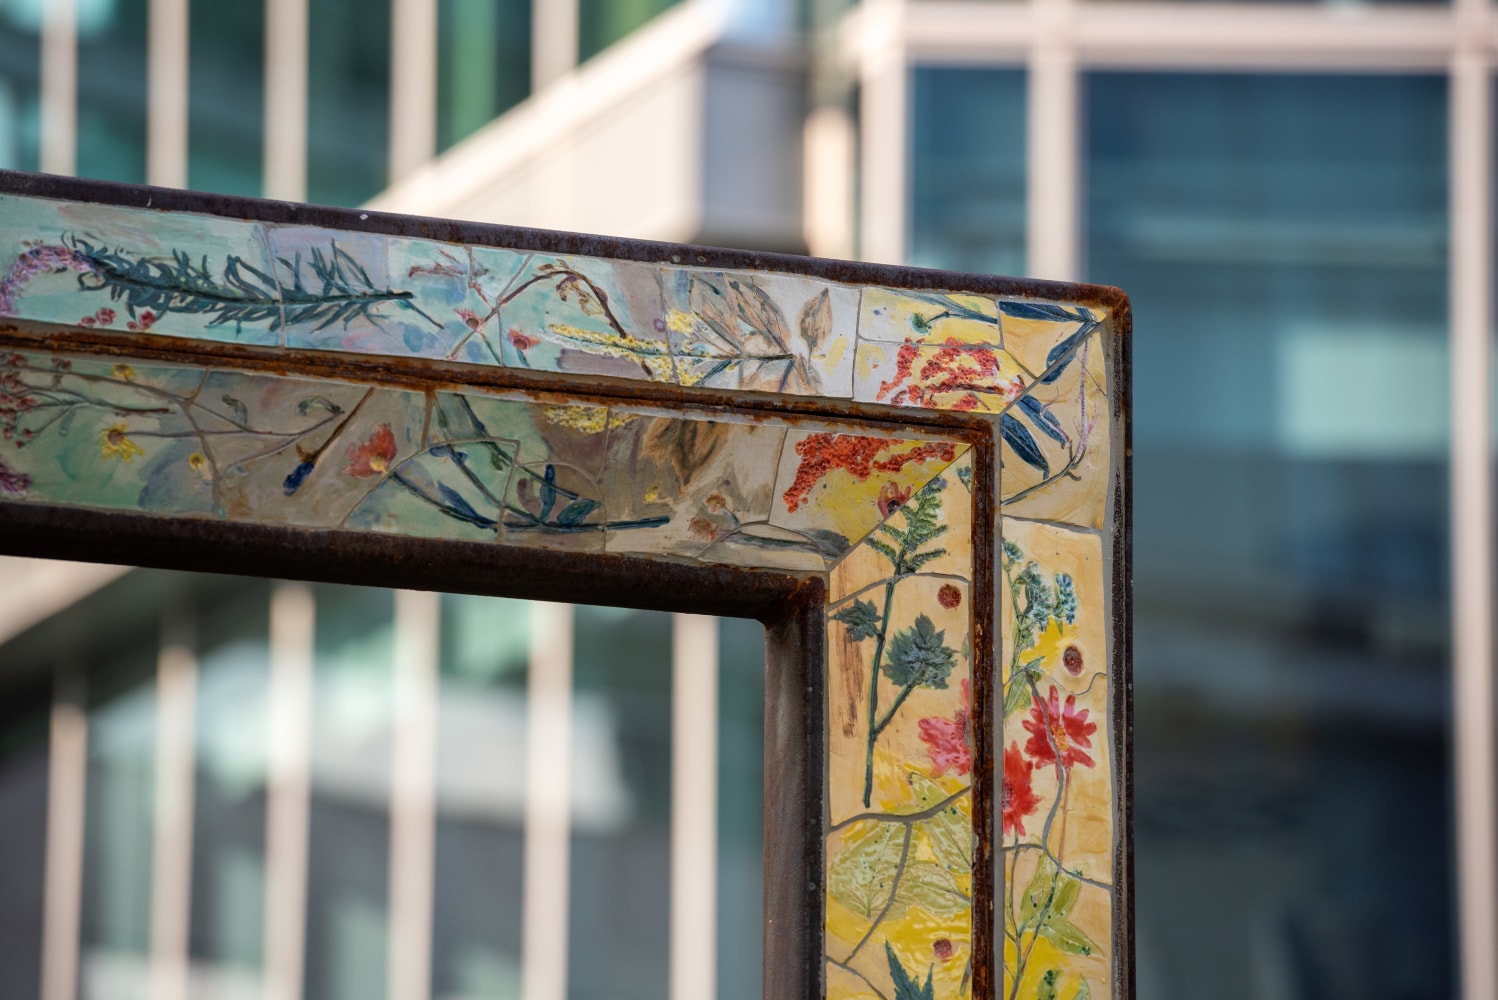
left=0, top=4, right=40, bottom=171
left=578, top=0, right=682, bottom=63
left=307, top=0, right=390, bottom=206
left=909, top=67, right=1026, bottom=277
left=436, top=0, right=531, bottom=153
left=1086, top=72, right=1452, bottom=999
left=188, top=0, right=265, bottom=196
left=77, top=0, right=148, bottom=184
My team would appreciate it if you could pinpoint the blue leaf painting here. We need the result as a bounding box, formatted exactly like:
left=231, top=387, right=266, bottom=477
left=999, top=300, right=1084, bottom=324
left=1001, top=413, right=1050, bottom=476
left=1018, top=394, right=1069, bottom=446
left=283, top=460, right=315, bottom=495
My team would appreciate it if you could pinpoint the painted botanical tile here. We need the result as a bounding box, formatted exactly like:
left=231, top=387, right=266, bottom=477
left=0, top=193, right=281, bottom=346
left=824, top=464, right=976, bottom=1000
left=770, top=428, right=969, bottom=556
left=997, top=298, right=1106, bottom=385
left=659, top=268, right=858, bottom=396
left=859, top=287, right=1002, bottom=348
left=999, top=329, right=1111, bottom=530
left=853, top=288, right=1031, bottom=413
left=495, top=254, right=672, bottom=381
left=1000, top=516, right=1113, bottom=1000
left=597, top=406, right=802, bottom=564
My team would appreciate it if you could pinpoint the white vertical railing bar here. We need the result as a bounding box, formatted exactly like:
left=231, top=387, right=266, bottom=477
left=531, top=0, right=580, bottom=92
left=1450, top=24, right=1497, bottom=1000
left=670, top=614, right=720, bottom=1000
left=39, top=0, right=76, bottom=176
left=146, top=0, right=189, bottom=188
left=1026, top=0, right=1080, bottom=281
left=39, top=667, right=87, bottom=1000
left=148, top=611, right=197, bottom=1000
left=522, top=601, right=574, bottom=1000
left=389, top=0, right=438, bottom=183
left=389, top=590, right=440, bottom=1000
left=263, top=0, right=309, bottom=201
left=803, top=105, right=857, bottom=260
left=858, top=0, right=908, bottom=264
left=265, top=582, right=315, bottom=1000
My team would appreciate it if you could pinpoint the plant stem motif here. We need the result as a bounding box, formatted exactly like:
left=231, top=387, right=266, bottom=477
left=1000, top=538, right=1109, bottom=1000
left=831, top=480, right=953, bottom=808
left=1, top=236, right=441, bottom=334
left=664, top=273, right=827, bottom=391
left=355, top=394, right=669, bottom=537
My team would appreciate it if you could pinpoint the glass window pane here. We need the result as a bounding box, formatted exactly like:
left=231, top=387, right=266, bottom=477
left=910, top=66, right=1025, bottom=277
left=189, top=582, right=273, bottom=990
left=431, top=592, right=530, bottom=1000
left=436, top=0, right=530, bottom=153
left=1086, top=72, right=1452, bottom=999
left=578, top=0, right=682, bottom=63
left=307, top=0, right=390, bottom=206
left=77, top=0, right=148, bottom=184
left=305, top=582, right=394, bottom=1000
left=0, top=3, right=41, bottom=171
left=188, top=0, right=265, bottom=196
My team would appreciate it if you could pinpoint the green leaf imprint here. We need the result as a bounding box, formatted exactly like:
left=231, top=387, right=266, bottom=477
left=828, top=822, right=904, bottom=920
left=832, top=598, right=883, bottom=642
left=886, top=943, right=936, bottom=1000
left=884, top=614, right=956, bottom=690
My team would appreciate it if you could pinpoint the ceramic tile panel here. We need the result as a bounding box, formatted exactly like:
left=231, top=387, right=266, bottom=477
left=825, top=460, right=976, bottom=997
left=1000, top=516, right=1114, bottom=1000
left=659, top=267, right=860, bottom=395
left=0, top=348, right=971, bottom=567
left=1000, top=328, right=1112, bottom=530
left=0, top=177, right=1131, bottom=1000
left=0, top=193, right=281, bottom=346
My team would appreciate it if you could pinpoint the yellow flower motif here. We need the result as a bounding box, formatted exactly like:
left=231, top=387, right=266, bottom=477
left=546, top=324, right=675, bottom=382
left=112, top=364, right=135, bottom=381
left=665, top=310, right=699, bottom=335
left=643, top=485, right=661, bottom=503
left=100, top=423, right=144, bottom=461
left=188, top=452, right=208, bottom=473
left=544, top=405, right=610, bottom=434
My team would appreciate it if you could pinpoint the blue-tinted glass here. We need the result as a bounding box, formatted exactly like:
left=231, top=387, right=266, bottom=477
left=569, top=604, right=673, bottom=998
left=189, top=583, right=273, bottom=987
left=0, top=4, right=40, bottom=171
left=717, top=617, right=763, bottom=1000
left=77, top=0, right=148, bottom=183
left=188, top=0, right=264, bottom=196
left=307, top=0, right=390, bottom=206
left=910, top=67, right=1025, bottom=276
left=305, top=583, right=394, bottom=1000
left=436, top=0, right=530, bottom=152
left=431, top=593, right=529, bottom=1000
left=1087, top=73, right=1451, bottom=998
left=0, top=687, right=47, bottom=1000
left=578, top=0, right=682, bottom=62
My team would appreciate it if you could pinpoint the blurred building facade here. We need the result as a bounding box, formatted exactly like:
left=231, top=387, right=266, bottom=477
left=0, top=1, right=1493, bottom=999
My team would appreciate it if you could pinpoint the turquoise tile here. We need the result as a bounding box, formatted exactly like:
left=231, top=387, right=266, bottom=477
left=0, top=193, right=282, bottom=346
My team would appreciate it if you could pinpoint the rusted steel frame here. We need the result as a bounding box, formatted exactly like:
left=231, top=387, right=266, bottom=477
left=0, top=168, right=1134, bottom=998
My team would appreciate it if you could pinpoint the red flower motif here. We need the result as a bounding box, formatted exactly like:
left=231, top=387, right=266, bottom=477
left=688, top=516, right=718, bottom=541
left=456, top=308, right=480, bottom=330
left=1022, top=685, right=1096, bottom=772
left=937, top=584, right=962, bottom=609
left=781, top=434, right=956, bottom=513
left=509, top=329, right=541, bottom=351
left=874, top=337, right=1026, bottom=411
left=1002, top=740, right=1040, bottom=837
left=877, top=480, right=911, bottom=518
left=347, top=423, right=397, bottom=477
left=96, top=308, right=115, bottom=325
left=917, top=679, right=971, bottom=777
left=933, top=939, right=954, bottom=962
